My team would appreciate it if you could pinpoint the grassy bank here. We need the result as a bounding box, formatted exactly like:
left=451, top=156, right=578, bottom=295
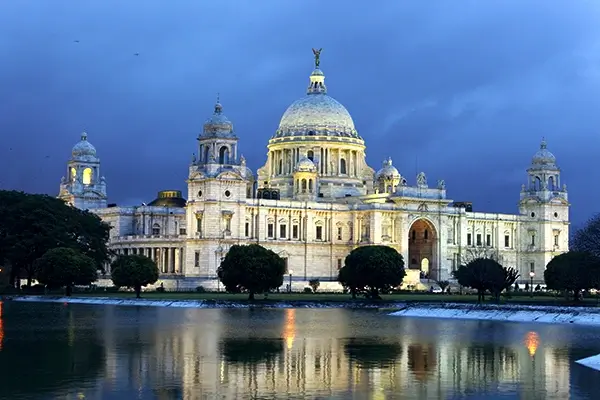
left=54, top=291, right=600, bottom=306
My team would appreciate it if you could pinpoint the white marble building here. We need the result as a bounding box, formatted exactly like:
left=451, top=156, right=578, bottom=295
left=58, top=52, right=569, bottom=290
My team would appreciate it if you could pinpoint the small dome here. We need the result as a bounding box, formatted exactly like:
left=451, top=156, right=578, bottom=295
left=72, top=132, right=97, bottom=160
left=295, top=156, right=317, bottom=173
left=202, top=100, right=234, bottom=137
left=148, top=190, right=187, bottom=207
left=376, top=158, right=400, bottom=180
left=532, top=139, right=556, bottom=167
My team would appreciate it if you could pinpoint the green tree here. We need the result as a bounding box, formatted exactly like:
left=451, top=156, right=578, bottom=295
left=217, top=244, right=286, bottom=300
left=111, top=254, right=159, bottom=298
left=338, top=245, right=405, bottom=299
left=453, top=258, right=505, bottom=303
left=36, top=247, right=98, bottom=296
left=544, top=251, right=600, bottom=301
left=308, top=278, right=320, bottom=293
left=0, top=190, right=111, bottom=288
left=571, top=214, right=600, bottom=258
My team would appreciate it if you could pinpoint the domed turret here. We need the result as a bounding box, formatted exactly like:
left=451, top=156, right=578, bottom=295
left=295, top=156, right=317, bottom=173
left=202, top=99, right=234, bottom=137
left=376, top=158, right=402, bottom=194
left=71, top=132, right=97, bottom=161
left=531, top=139, right=556, bottom=167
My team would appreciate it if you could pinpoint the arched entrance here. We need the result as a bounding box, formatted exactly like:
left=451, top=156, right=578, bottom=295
left=408, top=218, right=438, bottom=280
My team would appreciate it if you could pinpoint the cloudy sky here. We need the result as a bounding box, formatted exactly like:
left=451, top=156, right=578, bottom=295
left=1, top=1, right=598, bottom=227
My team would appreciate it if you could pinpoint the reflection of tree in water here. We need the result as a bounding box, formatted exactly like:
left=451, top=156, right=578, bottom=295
left=344, top=338, right=402, bottom=369
left=407, top=343, right=437, bottom=381
left=220, top=338, right=284, bottom=364
left=0, top=304, right=105, bottom=398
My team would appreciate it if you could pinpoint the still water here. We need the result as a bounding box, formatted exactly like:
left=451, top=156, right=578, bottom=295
left=1, top=302, right=600, bottom=400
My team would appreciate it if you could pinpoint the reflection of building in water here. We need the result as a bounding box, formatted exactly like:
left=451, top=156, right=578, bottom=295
left=95, top=310, right=573, bottom=399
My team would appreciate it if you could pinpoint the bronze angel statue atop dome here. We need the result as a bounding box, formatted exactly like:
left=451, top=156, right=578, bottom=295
left=312, top=48, right=322, bottom=68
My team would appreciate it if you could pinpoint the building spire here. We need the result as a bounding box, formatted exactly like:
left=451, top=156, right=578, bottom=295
left=214, top=93, right=222, bottom=114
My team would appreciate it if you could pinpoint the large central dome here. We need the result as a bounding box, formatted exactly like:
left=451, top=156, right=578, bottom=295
left=274, top=66, right=359, bottom=139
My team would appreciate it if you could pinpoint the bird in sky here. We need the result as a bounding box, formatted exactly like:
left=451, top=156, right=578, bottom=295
left=74, top=40, right=79, bottom=43
left=134, top=53, right=139, bottom=56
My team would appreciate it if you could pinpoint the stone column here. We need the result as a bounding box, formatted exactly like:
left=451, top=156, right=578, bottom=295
left=174, top=248, right=181, bottom=273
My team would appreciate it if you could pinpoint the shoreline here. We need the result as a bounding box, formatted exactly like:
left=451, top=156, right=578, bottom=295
left=8, top=296, right=600, bottom=327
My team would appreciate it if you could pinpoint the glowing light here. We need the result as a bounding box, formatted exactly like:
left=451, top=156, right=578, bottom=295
left=524, top=331, right=540, bottom=357
left=82, top=168, right=93, bottom=185
left=283, top=308, right=296, bottom=350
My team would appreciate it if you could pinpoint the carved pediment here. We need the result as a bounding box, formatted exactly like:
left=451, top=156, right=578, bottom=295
left=217, top=170, right=244, bottom=181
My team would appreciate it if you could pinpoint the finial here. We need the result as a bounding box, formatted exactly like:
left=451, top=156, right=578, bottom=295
left=540, top=137, right=547, bottom=149
left=81, top=131, right=87, bottom=141
left=312, top=48, right=322, bottom=69
left=214, top=93, right=222, bottom=114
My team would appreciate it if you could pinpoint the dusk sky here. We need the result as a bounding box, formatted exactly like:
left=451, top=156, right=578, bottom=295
left=1, top=1, right=598, bottom=227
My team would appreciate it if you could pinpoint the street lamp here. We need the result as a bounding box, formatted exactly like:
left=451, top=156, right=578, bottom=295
left=289, top=270, right=293, bottom=293
left=529, top=271, right=535, bottom=298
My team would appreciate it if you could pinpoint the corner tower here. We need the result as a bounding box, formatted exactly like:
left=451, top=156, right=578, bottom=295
left=186, top=100, right=254, bottom=245
left=58, top=132, right=107, bottom=210
left=257, top=49, right=375, bottom=200
left=519, top=139, right=569, bottom=280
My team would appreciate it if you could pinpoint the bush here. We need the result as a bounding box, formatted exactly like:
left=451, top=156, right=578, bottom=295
left=303, top=287, right=313, bottom=293
left=156, top=286, right=165, bottom=293
left=105, top=286, right=120, bottom=293
left=195, top=286, right=206, bottom=293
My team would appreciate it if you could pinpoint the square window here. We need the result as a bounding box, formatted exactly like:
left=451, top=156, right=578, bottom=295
left=504, top=235, right=510, bottom=248
left=486, top=234, right=491, bottom=246
left=245, top=222, right=250, bottom=237
left=337, top=227, right=343, bottom=240
left=316, top=226, right=323, bottom=240
left=194, top=251, right=200, bottom=268
left=554, top=234, right=559, bottom=247
left=476, top=234, right=482, bottom=246
left=531, top=235, right=535, bottom=246
left=467, top=233, right=472, bottom=246
left=279, top=225, right=287, bottom=239
left=292, top=225, right=299, bottom=239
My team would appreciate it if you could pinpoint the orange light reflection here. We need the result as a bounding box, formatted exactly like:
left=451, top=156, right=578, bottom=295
left=524, top=331, right=540, bottom=357
left=283, top=308, right=296, bottom=350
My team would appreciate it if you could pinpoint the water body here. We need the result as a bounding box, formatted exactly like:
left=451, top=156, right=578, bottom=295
left=1, top=302, right=600, bottom=399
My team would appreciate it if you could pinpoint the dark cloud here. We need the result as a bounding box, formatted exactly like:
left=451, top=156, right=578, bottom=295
left=0, top=0, right=599, bottom=224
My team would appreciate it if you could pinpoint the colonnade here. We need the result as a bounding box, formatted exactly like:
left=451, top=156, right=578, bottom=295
left=269, top=148, right=362, bottom=176
left=113, top=247, right=184, bottom=274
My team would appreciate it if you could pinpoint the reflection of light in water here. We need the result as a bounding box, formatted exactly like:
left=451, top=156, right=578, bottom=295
left=68, top=308, right=75, bottom=346
left=524, top=331, right=540, bottom=357
left=0, top=301, right=3, bottom=351
left=283, top=309, right=296, bottom=350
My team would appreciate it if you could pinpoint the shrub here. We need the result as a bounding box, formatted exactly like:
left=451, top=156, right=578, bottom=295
left=303, top=287, right=313, bottom=293
left=195, top=286, right=206, bottom=293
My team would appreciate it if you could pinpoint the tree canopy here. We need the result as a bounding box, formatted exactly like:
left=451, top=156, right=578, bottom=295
left=36, top=247, right=98, bottom=296
left=338, top=245, right=405, bottom=299
left=544, top=251, right=600, bottom=301
left=453, top=258, right=518, bottom=303
left=111, top=254, right=159, bottom=298
left=217, top=244, right=286, bottom=300
left=571, top=214, right=600, bottom=259
left=0, top=190, right=111, bottom=288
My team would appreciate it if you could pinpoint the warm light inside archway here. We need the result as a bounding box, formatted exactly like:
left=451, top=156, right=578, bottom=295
left=82, top=168, right=93, bottom=185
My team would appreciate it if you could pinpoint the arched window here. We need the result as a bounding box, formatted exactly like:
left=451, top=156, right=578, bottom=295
left=219, top=146, right=229, bottom=164
left=82, top=168, right=93, bottom=185
left=278, top=159, right=283, bottom=174
left=204, top=146, right=210, bottom=162
left=152, top=223, right=160, bottom=235
left=307, top=150, right=314, bottom=161
left=340, top=158, right=347, bottom=174
left=548, top=176, right=555, bottom=191
left=301, top=179, right=307, bottom=192
left=70, top=167, right=77, bottom=182
left=308, top=179, right=313, bottom=192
